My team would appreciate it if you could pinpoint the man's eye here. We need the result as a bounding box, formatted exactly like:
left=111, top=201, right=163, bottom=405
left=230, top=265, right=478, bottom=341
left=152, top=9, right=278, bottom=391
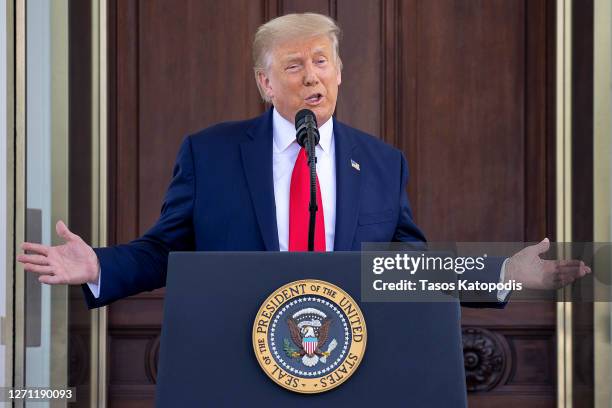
left=316, top=58, right=327, bottom=64
left=286, top=64, right=300, bottom=71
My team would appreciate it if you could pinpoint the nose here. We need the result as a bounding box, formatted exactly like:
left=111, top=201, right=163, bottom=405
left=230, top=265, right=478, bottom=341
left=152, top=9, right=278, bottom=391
left=303, top=61, right=319, bottom=86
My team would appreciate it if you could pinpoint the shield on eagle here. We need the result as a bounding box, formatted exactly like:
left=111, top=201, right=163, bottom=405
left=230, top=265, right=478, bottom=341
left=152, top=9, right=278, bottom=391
left=302, top=337, right=318, bottom=355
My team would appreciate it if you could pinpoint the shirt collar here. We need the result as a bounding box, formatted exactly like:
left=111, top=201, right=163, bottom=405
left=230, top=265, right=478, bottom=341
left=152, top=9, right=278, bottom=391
left=272, top=107, right=333, bottom=154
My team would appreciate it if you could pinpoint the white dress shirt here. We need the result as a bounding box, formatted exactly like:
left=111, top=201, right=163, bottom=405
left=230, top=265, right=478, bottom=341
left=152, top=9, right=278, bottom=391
left=88, top=107, right=507, bottom=301
left=272, top=108, right=336, bottom=251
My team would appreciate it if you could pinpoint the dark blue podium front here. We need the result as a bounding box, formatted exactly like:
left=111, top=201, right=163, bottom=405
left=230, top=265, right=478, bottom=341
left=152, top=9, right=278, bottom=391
left=155, top=252, right=467, bottom=407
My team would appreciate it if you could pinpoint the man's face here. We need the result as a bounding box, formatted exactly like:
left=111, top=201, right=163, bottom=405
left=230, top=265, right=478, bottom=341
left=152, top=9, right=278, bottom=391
left=257, top=35, right=342, bottom=126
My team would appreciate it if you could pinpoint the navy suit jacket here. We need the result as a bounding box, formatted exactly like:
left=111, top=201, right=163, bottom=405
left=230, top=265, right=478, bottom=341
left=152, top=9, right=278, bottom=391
left=84, top=108, right=503, bottom=309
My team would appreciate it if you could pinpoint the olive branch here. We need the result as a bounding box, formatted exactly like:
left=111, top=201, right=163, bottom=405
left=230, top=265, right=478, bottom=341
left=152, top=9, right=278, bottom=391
left=283, top=338, right=301, bottom=359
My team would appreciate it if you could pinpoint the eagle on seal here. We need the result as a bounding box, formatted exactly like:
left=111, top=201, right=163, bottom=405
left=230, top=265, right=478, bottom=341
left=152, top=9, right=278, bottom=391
left=287, top=317, right=333, bottom=367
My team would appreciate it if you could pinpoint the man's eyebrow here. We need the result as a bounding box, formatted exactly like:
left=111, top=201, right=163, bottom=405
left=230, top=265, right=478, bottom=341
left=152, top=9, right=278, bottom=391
left=311, top=47, right=329, bottom=54
left=281, top=47, right=330, bottom=61
left=282, top=54, right=302, bottom=62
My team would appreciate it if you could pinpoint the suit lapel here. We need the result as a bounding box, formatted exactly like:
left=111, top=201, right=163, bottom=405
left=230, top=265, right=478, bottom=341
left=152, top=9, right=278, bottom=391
left=333, top=120, right=361, bottom=250
left=240, top=109, right=280, bottom=251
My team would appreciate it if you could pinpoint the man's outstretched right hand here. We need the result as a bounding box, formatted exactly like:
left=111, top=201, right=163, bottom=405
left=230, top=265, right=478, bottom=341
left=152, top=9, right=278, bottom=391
left=17, top=220, right=100, bottom=285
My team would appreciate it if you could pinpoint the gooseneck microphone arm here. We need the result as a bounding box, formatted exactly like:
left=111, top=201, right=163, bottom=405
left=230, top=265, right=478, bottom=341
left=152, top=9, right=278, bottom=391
left=295, top=109, right=321, bottom=252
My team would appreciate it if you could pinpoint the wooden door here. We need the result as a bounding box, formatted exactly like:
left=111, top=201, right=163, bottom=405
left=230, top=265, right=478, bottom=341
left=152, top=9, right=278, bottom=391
left=106, top=1, right=557, bottom=406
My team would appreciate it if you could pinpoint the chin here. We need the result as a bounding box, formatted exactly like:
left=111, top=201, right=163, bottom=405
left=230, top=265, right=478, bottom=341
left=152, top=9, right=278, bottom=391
left=313, top=110, right=332, bottom=126
left=294, top=106, right=332, bottom=126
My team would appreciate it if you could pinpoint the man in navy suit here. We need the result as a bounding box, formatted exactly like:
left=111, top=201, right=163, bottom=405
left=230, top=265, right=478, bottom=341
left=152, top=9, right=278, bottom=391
left=18, top=13, right=588, bottom=308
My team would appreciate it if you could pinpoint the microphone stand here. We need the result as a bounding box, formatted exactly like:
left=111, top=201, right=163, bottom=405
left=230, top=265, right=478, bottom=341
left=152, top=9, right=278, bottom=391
left=305, top=129, right=317, bottom=252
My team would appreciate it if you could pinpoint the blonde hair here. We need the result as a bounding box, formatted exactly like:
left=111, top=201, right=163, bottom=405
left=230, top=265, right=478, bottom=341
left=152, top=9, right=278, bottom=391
left=253, top=13, right=343, bottom=102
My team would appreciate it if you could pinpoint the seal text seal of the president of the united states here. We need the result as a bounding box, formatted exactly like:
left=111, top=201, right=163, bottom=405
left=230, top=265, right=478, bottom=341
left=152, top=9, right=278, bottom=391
left=253, top=279, right=367, bottom=393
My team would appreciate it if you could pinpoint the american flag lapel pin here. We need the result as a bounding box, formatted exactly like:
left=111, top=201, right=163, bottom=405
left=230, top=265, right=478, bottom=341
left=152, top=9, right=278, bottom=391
left=351, top=159, right=360, bottom=171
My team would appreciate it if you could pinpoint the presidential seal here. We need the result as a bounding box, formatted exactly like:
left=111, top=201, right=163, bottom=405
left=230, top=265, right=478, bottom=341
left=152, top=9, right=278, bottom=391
left=252, top=280, right=367, bottom=393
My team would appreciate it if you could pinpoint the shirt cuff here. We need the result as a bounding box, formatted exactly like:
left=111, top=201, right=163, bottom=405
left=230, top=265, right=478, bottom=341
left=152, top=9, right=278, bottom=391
left=497, top=258, right=511, bottom=302
left=86, top=267, right=102, bottom=299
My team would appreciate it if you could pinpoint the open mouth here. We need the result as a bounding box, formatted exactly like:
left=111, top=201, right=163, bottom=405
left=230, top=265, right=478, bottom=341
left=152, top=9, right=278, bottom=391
left=305, top=93, right=324, bottom=105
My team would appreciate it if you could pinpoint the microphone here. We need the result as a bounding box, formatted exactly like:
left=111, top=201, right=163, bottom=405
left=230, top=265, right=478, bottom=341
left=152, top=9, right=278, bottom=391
left=295, top=109, right=320, bottom=148
left=294, top=109, right=320, bottom=252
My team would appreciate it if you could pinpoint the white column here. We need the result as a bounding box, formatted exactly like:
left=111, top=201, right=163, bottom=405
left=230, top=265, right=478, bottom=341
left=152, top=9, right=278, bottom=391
left=0, top=0, right=8, bottom=389
left=594, top=0, right=612, bottom=406
left=25, top=0, right=52, bottom=393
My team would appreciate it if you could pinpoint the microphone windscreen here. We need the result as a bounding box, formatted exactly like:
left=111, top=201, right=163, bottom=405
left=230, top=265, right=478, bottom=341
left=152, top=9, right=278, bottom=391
left=295, top=109, right=320, bottom=148
left=295, top=109, right=316, bottom=130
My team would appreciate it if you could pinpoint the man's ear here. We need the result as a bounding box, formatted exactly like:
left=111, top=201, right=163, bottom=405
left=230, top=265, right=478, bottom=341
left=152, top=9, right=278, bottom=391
left=336, top=65, right=342, bottom=86
left=257, top=71, right=274, bottom=99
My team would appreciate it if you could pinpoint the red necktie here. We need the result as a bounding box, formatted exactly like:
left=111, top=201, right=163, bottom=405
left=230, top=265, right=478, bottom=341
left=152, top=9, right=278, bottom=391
left=288, top=147, right=326, bottom=251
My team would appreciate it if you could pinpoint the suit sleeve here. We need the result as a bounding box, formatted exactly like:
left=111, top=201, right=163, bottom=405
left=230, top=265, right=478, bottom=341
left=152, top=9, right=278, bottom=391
left=393, top=152, right=427, bottom=243
left=458, top=257, right=508, bottom=308
left=82, top=136, right=196, bottom=309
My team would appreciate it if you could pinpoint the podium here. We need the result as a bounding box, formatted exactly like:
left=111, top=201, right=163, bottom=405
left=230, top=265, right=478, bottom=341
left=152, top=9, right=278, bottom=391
left=155, top=252, right=468, bottom=407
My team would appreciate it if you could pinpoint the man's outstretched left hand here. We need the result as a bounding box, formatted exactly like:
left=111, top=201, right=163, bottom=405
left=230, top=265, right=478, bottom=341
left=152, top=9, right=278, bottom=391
left=505, top=238, right=591, bottom=290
